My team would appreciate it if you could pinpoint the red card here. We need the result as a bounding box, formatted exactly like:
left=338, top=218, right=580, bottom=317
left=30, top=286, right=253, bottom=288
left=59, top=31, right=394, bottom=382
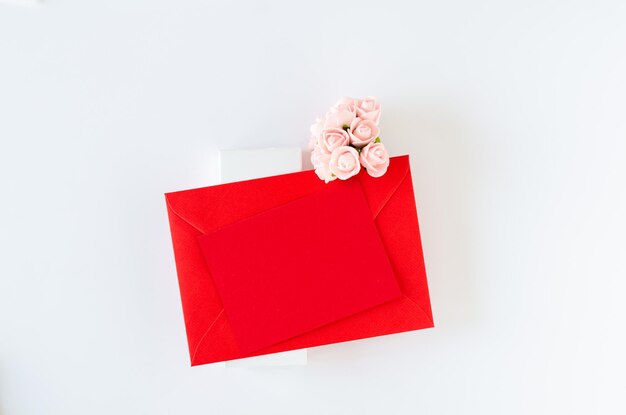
left=197, top=180, right=401, bottom=353
left=165, top=155, right=434, bottom=365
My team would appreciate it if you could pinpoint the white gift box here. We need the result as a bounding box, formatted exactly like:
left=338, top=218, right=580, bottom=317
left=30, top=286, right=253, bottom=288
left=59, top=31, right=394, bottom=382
left=219, top=147, right=308, bottom=367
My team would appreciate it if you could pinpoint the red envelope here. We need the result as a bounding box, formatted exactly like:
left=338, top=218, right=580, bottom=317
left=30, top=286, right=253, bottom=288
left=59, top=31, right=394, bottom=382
left=165, top=155, right=433, bottom=365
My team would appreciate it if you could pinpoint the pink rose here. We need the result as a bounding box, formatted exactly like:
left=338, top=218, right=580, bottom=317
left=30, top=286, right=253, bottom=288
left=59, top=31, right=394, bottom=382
left=348, top=117, right=379, bottom=148
left=359, top=142, right=389, bottom=178
left=356, top=96, right=381, bottom=125
left=332, top=97, right=358, bottom=115
left=311, top=145, right=336, bottom=183
left=329, top=146, right=361, bottom=180
left=324, top=109, right=354, bottom=129
left=310, top=116, right=326, bottom=140
left=318, top=128, right=350, bottom=154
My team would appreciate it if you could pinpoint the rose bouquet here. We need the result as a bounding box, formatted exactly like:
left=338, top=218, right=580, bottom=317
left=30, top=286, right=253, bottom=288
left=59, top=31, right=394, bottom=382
left=309, top=96, right=390, bottom=183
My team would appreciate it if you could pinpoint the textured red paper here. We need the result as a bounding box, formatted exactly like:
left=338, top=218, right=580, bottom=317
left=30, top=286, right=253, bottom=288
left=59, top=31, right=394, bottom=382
left=197, top=180, right=401, bottom=353
left=165, top=155, right=434, bottom=365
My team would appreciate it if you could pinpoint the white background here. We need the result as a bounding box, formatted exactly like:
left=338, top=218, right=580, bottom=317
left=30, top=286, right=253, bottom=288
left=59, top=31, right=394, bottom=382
left=1, top=1, right=625, bottom=414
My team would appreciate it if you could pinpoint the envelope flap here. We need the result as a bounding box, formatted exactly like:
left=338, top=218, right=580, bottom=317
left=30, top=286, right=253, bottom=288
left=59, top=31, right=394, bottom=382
left=165, top=170, right=326, bottom=234
left=357, top=155, right=410, bottom=219
left=165, top=156, right=410, bottom=232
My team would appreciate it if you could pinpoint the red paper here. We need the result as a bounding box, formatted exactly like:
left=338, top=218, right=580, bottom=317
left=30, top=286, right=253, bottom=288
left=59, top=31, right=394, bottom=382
left=165, top=155, right=434, bottom=365
left=197, top=180, right=401, bottom=353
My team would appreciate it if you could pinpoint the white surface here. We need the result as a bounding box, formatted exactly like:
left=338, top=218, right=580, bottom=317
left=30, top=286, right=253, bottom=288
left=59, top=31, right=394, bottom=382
left=220, top=147, right=307, bottom=367
left=0, top=1, right=625, bottom=414
left=0, top=0, right=41, bottom=7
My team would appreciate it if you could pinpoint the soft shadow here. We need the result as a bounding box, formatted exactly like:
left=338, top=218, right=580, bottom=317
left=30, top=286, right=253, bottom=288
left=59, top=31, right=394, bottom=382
left=301, top=149, right=313, bottom=171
